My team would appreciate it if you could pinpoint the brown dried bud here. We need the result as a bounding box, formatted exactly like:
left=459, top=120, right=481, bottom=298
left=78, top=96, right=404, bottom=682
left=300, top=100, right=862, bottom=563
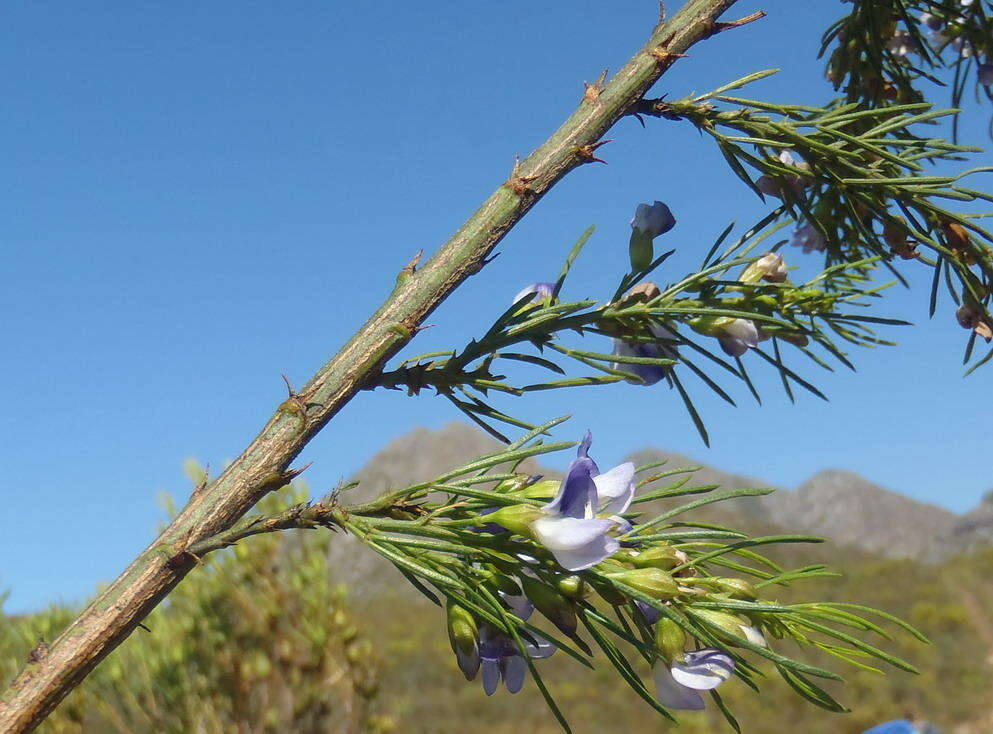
left=957, top=304, right=993, bottom=342
left=883, top=219, right=916, bottom=260
left=626, top=281, right=661, bottom=301
left=780, top=332, right=810, bottom=348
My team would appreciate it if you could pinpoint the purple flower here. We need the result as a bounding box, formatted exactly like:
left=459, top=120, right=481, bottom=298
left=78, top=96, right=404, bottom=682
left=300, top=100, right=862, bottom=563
left=631, top=201, right=676, bottom=239
left=477, top=625, right=556, bottom=695
left=791, top=221, right=826, bottom=253
left=653, top=648, right=735, bottom=711
left=610, top=323, right=679, bottom=386
left=755, top=150, right=809, bottom=199
left=716, top=319, right=760, bottom=358
left=513, top=281, right=555, bottom=305
left=530, top=431, right=635, bottom=571
left=979, top=64, right=993, bottom=87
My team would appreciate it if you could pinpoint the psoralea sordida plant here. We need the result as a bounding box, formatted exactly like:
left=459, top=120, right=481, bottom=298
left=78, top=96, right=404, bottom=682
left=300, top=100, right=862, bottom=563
left=4, top=2, right=993, bottom=731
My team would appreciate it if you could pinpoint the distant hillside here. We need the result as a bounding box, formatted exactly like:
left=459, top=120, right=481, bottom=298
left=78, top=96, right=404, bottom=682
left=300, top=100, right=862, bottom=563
left=347, top=424, right=981, bottom=562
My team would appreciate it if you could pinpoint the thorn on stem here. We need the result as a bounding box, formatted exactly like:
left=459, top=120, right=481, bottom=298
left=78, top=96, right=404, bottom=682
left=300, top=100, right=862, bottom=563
left=505, top=156, right=537, bottom=197
left=137, top=622, right=152, bottom=633
left=576, top=139, right=613, bottom=165
left=583, top=68, right=609, bottom=103
left=283, top=462, right=314, bottom=481
left=707, top=10, right=766, bottom=38
left=401, top=250, right=423, bottom=277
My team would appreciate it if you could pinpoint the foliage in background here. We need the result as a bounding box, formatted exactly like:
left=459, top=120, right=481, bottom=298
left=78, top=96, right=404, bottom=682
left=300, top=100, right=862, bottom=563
left=0, top=482, right=393, bottom=734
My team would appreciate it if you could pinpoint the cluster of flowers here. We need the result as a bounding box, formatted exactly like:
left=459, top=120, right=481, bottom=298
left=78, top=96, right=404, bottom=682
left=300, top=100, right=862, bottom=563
left=889, top=1, right=993, bottom=84
left=446, top=433, right=765, bottom=711
left=513, top=202, right=796, bottom=381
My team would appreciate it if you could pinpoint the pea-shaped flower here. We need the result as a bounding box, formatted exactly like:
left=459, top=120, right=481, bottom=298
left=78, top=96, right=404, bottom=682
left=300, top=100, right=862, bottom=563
left=631, top=201, right=676, bottom=239
left=512, top=281, right=556, bottom=305
left=611, top=323, right=679, bottom=386
left=529, top=431, right=635, bottom=571
left=630, top=201, right=676, bottom=270
left=715, top=318, right=760, bottom=358
left=791, top=221, right=826, bottom=253
left=653, top=648, right=735, bottom=711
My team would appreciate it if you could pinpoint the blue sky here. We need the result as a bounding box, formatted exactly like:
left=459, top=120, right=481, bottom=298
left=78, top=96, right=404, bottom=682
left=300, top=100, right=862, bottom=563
left=2, top=1, right=990, bottom=613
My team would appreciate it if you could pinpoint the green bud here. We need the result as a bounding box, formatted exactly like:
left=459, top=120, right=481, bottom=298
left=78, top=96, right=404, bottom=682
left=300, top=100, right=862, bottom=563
left=655, top=618, right=686, bottom=663
left=712, top=577, right=757, bottom=600
left=688, top=315, right=735, bottom=337
left=557, top=574, right=587, bottom=600
left=486, top=504, right=542, bottom=537
left=693, top=609, right=760, bottom=645
left=446, top=601, right=478, bottom=657
left=629, top=545, right=682, bottom=571
left=518, top=479, right=560, bottom=501
left=521, top=575, right=577, bottom=635
left=629, top=229, right=654, bottom=271
left=606, top=568, right=679, bottom=599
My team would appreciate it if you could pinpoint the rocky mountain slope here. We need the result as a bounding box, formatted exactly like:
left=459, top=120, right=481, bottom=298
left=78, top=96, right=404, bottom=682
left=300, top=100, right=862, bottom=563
left=346, top=423, right=985, bottom=562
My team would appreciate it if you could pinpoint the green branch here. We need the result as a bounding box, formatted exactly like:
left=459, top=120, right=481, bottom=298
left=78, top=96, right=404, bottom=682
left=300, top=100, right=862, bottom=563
left=0, top=2, right=750, bottom=730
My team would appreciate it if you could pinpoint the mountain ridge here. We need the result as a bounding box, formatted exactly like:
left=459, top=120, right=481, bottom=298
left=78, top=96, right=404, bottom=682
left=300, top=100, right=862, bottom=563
left=345, top=422, right=985, bottom=562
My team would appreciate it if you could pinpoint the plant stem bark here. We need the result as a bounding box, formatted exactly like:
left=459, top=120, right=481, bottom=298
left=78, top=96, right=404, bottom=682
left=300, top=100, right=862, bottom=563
left=0, top=2, right=744, bottom=729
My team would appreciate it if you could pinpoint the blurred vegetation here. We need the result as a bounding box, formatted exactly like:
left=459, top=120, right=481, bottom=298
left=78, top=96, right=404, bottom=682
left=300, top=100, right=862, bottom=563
left=3, top=483, right=992, bottom=733
left=1, top=483, right=393, bottom=734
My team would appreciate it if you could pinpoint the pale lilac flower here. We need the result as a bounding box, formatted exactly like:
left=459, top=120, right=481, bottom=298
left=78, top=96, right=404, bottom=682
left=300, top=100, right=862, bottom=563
left=531, top=431, right=635, bottom=571
left=631, top=201, right=676, bottom=239
left=791, top=221, right=826, bottom=253
left=477, top=624, right=555, bottom=695
left=653, top=648, right=735, bottom=711
left=978, top=64, right=993, bottom=87
left=610, top=323, right=679, bottom=386
left=755, top=150, right=809, bottom=199
left=716, top=319, right=760, bottom=358
left=513, top=281, right=555, bottom=305
left=888, top=30, right=917, bottom=58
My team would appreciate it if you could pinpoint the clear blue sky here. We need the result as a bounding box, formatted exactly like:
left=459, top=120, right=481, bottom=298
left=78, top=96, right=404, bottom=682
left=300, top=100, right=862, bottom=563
left=2, top=1, right=990, bottom=613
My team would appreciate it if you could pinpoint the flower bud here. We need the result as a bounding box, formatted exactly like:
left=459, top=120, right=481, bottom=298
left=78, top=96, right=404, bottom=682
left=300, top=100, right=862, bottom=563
left=606, top=568, right=679, bottom=599
left=520, top=575, right=577, bottom=636
left=957, top=304, right=993, bottom=342
left=518, top=479, right=561, bottom=501
left=446, top=601, right=480, bottom=680
left=626, top=281, right=661, bottom=301
left=629, top=202, right=675, bottom=271
left=629, top=545, right=683, bottom=571
left=486, top=504, right=542, bottom=537
left=694, top=609, right=766, bottom=647
left=556, top=574, right=587, bottom=600
left=741, top=252, right=788, bottom=284
left=883, top=218, right=917, bottom=259
left=942, top=220, right=971, bottom=250
left=711, top=578, right=758, bottom=601
left=654, top=618, right=686, bottom=663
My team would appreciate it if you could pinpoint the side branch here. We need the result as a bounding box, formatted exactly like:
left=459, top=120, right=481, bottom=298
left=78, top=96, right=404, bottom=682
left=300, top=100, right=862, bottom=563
left=0, top=1, right=745, bottom=730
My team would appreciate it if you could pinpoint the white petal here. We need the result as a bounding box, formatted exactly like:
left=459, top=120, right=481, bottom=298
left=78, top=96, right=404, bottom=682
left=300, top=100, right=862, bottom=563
left=671, top=652, right=734, bottom=691
left=740, top=624, right=767, bottom=647
left=594, top=462, right=636, bottom=515
left=653, top=663, right=705, bottom=710
left=531, top=516, right=615, bottom=551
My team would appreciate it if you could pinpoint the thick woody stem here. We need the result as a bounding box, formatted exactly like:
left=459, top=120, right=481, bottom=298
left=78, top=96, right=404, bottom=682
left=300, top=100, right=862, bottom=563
left=0, top=1, right=746, bottom=730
